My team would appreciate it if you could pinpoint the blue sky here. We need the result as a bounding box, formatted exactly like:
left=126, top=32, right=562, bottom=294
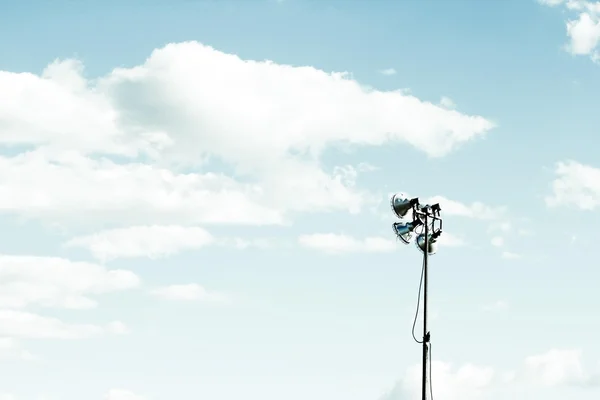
left=1, top=0, right=600, bottom=399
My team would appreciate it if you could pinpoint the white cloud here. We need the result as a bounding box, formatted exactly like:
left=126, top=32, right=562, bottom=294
left=0, top=337, right=36, bottom=361
left=524, top=348, right=600, bottom=387
left=221, top=237, right=274, bottom=250
left=65, top=225, right=215, bottom=262
left=105, top=389, right=146, bottom=400
left=0, top=59, right=133, bottom=156
left=501, top=370, right=517, bottom=384
left=0, top=42, right=494, bottom=228
left=0, top=310, right=127, bottom=339
left=0, top=151, right=283, bottom=227
left=66, top=225, right=280, bottom=261
left=106, top=321, right=130, bottom=335
left=541, top=0, right=600, bottom=60
left=151, top=284, right=228, bottom=302
left=481, top=300, right=509, bottom=312
left=426, top=196, right=505, bottom=220
left=491, top=236, right=504, bottom=247
left=566, top=12, right=600, bottom=58
left=379, top=68, right=397, bottom=76
left=489, top=221, right=512, bottom=233
left=538, top=0, right=566, bottom=5
left=546, top=160, right=600, bottom=210
left=383, top=347, right=600, bottom=399
left=0, top=255, right=139, bottom=309
left=501, top=251, right=521, bottom=260
left=386, top=360, right=495, bottom=400
left=0, top=337, right=19, bottom=355
left=0, top=389, right=144, bottom=400
left=438, top=232, right=467, bottom=247
left=423, top=195, right=522, bottom=249
left=298, top=233, right=396, bottom=254
left=299, top=232, right=464, bottom=254
left=440, top=96, right=456, bottom=109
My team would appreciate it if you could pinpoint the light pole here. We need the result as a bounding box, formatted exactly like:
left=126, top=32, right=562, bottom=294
left=390, top=194, right=443, bottom=400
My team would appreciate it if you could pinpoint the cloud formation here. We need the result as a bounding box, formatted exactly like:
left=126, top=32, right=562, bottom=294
left=0, top=255, right=139, bottom=309
left=524, top=348, right=600, bottom=387
left=0, top=41, right=494, bottom=230
left=151, top=284, right=228, bottom=303
left=540, top=0, right=600, bottom=61
left=298, top=233, right=397, bottom=254
left=383, top=347, right=600, bottom=399
left=0, top=310, right=128, bottom=339
left=384, top=360, right=495, bottom=400
left=65, top=225, right=215, bottom=262
left=546, top=160, right=600, bottom=210
left=105, top=389, right=146, bottom=400
left=298, top=231, right=465, bottom=254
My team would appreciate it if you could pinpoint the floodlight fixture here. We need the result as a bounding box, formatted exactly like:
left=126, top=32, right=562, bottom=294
left=393, top=220, right=423, bottom=245
left=390, top=193, right=419, bottom=219
left=415, top=233, right=439, bottom=255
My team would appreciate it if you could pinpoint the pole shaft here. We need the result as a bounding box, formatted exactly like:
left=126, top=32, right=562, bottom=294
left=422, top=213, right=429, bottom=400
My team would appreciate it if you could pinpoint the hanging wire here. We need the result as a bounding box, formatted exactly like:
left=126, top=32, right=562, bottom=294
left=429, top=343, right=434, bottom=400
left=411, top=256, right=425, bottom=344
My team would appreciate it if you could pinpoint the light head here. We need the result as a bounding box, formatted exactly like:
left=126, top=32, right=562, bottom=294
left=415, top=231, right=441, bottom=255
left=392, top=220, right=423, bottom=245
left=390, top=193, right=419, bottom=219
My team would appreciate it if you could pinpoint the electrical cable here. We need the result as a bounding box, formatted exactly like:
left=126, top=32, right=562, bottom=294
left=429, top=342, right=434, bottom=400
left=411, top=256, right=425, bottom=344
left=415, top=224, right=424, bottom=235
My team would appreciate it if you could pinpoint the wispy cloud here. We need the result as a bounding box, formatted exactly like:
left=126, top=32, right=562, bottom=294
left=298, top=233, right=396, bottom=254
left=379, top=68, right=397, bottom=76
left=440, top=96, right=456, bottom=109
left=150, top=284, right=229, bottom=303
left=502, top=251, right=521, bottom=260
left=481, top=300, right=509, bottom=312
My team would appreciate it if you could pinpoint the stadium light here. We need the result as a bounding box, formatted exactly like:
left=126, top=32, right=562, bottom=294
left=392, top=220, right=422, bottom=245
left=390, top=193, right=444, bottom=400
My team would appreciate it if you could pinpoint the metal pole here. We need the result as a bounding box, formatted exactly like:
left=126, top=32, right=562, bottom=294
left=422, top=212, right=429, bottom=400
